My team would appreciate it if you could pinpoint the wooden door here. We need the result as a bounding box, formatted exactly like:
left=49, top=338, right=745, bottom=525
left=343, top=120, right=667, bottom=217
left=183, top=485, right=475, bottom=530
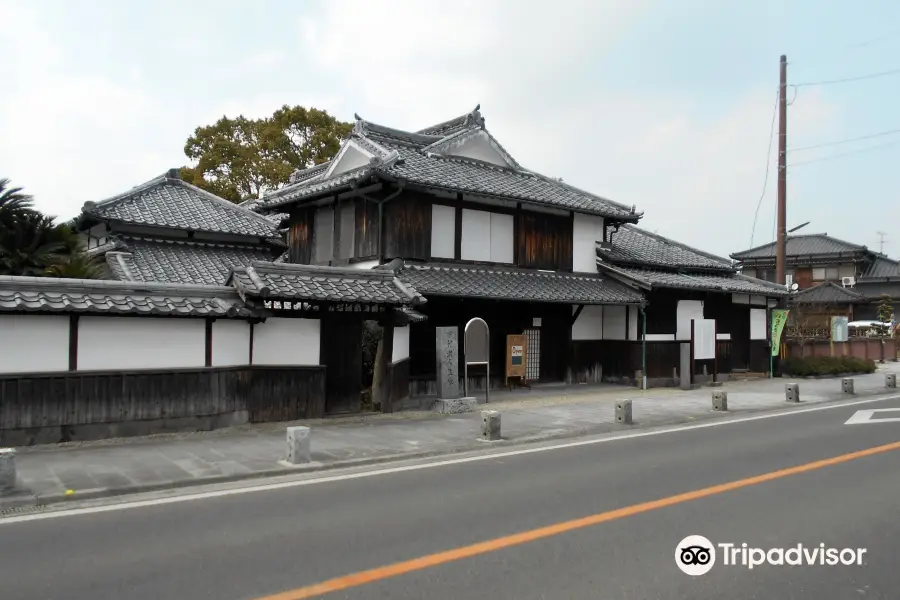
left=320, top=318, right=363, bottom=414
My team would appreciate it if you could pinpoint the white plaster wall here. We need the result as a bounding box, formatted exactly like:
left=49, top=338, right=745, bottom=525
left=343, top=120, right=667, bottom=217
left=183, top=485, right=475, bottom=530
left=431, top=204, right=456, bottom=259
left=330, top=143, right=371, bottom=176
left=252, top=318, right=320, bottom=365
left=489, top=213, right=514, bottom=263
left=313, top=206, right=334, bottom=263
left=572, top=213, right=605, bottom=273
left=750, top=295, right=766, bottom=306
left=676, top=300, right=704, bottom=340
left=602, top=305, right=627, bottom=340
left=78, top=317, right=205, bottom=370
left=750, top=308, right=768, bottom=340
left=628, top=305, right=639, bottom=340
left=446, top=133, right=509, bottom=167
left=645, top=333, right=675, bottom=341
left=0, top=315, right=70, bottom=373
left=572, top=305, right=604, bottom=340
left=461, top=208, right=492, bottom=262
left=732, top=294, right=750, bottom=305
left=212, top=320, right=251, bottom=367
left=392, top=325, right=410, bottom=363
left=348, top=259, right=380, bottom=270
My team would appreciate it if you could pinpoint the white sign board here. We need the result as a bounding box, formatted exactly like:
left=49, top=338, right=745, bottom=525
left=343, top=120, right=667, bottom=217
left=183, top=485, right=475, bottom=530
left=693, top=318, right=717, bottom=360
left=831, top=316, right=849, bottom=342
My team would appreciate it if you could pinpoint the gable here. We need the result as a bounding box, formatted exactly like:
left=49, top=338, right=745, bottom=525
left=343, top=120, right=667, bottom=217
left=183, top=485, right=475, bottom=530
left=423, top=129, right=519, bottom=169
left=326, top=140, right=377, bottom=178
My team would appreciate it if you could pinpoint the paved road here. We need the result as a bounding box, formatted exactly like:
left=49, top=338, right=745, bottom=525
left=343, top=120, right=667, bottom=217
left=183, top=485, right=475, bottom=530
left=2, top=393, right=900, bottom=599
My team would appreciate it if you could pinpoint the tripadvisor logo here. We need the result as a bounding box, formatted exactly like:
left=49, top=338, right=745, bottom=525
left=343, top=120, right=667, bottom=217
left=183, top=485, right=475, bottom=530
left=675, top=535, right=867, bottom=575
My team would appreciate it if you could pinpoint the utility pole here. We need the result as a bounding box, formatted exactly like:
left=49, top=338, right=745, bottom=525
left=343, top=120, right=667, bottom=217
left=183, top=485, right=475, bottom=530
left=776, top=54, right=788, bottom=286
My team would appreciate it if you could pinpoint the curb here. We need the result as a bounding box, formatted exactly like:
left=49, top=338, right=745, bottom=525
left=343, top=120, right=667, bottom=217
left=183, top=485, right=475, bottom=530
left=3, top=387, right=898, bottom=512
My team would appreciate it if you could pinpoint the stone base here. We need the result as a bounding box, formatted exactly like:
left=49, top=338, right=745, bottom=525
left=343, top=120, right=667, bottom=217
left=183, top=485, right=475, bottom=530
left=432, top=397, right=477, bottom=414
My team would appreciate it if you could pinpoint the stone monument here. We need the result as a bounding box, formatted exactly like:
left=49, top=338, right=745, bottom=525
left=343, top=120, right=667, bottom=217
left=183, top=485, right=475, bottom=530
left=432, top=326, right=477, bottom=414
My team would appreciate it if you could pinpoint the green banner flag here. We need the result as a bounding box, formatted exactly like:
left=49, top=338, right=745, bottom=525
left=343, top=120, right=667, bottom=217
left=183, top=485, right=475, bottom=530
left=771, top=309, right=790, bottom=356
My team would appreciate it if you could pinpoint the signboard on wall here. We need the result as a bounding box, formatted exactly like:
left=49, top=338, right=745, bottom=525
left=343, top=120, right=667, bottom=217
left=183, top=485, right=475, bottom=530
left=506, top=334, right=527, bottom=379
left=693, top=319, right=717, bottom=360
left=831, top=316, right=849, bottom=342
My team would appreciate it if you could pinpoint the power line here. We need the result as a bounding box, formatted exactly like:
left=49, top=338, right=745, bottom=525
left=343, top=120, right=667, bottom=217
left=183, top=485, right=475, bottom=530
left=789, top=127, right=900, bottom=152
left=748, top=89, right=779, bottom=250
left=792, top=66, right=900, bottom=87
left=788, top=138, right=900, bottom=167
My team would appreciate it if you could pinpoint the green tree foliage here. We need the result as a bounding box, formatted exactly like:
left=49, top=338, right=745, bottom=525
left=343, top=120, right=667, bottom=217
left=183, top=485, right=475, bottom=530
left=181, top=105, right=352, bottom=203
left=877, top=294, right=894, bottom=325
left=0, top=178, right=103, bottom=278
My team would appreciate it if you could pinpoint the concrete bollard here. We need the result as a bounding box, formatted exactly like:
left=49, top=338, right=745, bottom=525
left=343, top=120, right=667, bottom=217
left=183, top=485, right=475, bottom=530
left=285, top=426, right=311, bottom=464
left=887, top=373, right=897, bottom=389
left=842, top=378, right=855, bottom=394
left=0, top=448, right=16, bottom=493
left=481, top=410, right=501, bottom=441
left=712, top=390, right=728, bottom=411
left=615, top=400, right=633, bottom=425
left=785, top=383, right=800, bottom=403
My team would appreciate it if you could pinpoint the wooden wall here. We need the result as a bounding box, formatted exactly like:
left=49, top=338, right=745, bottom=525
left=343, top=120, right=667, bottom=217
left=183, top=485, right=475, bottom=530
left=354, top=197, right=380, bottom=258
left=287, top=207, right=314, bottom=264
left=517, top=211, right=573, bottom=271
left=0, top=366, right=326, bottom=446
left=383, top=193, right=432, bottom=260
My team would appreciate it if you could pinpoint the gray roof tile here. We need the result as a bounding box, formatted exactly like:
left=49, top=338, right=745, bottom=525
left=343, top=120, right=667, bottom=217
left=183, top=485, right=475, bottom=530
left=398, top=262, right=644, bottom=305
left=792, top=281, right=866, bottom=304
left=229, top=261, right=425, bottom=305
left=101, top=236, right=277, bottom=286
left=852, top=280, right=900, bottom=299
left=0, top=276, right=251, bottom=317
left=84, top=172, right=280, bottom=239
left=863, top=255, right=900, bottom=278
left=731, top=234, right=867, bottom=261
left=597, top=263, right=788, bottom=296
left=261, top=109, right=641, bottom=220
left=601, top=225, right=733, bottom=271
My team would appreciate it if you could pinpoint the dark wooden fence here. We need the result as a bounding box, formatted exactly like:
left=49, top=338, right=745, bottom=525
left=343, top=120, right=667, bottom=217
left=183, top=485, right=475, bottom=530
left=0, top=365, right=326, bottom=446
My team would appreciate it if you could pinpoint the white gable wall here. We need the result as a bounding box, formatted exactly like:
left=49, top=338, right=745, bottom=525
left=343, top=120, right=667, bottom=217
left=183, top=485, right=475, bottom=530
left=572, top=213, right=605, bottom=273
left=431, top=204, right=456, bottom=259
left=0, top=315, right=70, bottom=373
left=444, top=132, right=512, bottom=167
left=328, top=141, right=373, bottom=177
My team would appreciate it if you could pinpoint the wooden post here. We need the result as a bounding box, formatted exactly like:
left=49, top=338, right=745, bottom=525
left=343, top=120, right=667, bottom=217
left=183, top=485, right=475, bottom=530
left=372, top=318, right=395, bottom=413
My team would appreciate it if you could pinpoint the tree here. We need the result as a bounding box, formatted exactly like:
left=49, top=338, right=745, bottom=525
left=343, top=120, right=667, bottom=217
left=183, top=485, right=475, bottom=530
left=877, top=294, right=894, bottom=326
left=181, top=105, right=352, bottom=203
left=0, top=178, right=101, bottom=278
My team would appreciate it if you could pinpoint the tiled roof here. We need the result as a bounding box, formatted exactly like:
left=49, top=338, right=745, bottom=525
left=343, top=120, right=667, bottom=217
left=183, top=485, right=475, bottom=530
left=731, top=234, right=867, bottom=261
left=852, top=280, right=900, bottom=300
left=596, top=263, right=788, bottom=296
left=261, top=107, right=641, bottom=220
left=398, top=262, right=644, bottom=305
left=0, top=276, right=252, bottom=318
left=601, top=225, right=733, bottom=271
left=229, top=261, right=425, bottom=305
left=863, top=255, right=900, bottom=278
left=416, top=110, right=477, bottom=136
left=791, top=281, right=866, bottom=304
left=83, top=170, right=280, bottom=239
left=101, top=236, right=278, bottom=285
left=400, top=306, right=428, bottom=323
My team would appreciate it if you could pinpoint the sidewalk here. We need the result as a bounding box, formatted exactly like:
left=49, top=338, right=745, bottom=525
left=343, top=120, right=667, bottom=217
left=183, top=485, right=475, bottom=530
left=4, top=363, right=899, bottom=509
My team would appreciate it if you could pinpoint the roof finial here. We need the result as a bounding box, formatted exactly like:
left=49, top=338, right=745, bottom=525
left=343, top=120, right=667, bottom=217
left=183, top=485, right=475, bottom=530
left=470, top=103, right=485, bottom=128
left=352, top=113, right=367, bottom=136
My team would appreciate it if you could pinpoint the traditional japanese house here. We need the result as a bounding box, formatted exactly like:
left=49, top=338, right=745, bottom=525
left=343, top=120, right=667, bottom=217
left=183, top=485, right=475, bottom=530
left=257, top=105, right=649, bottom=396
left=595, top=225, right=788, bottom=383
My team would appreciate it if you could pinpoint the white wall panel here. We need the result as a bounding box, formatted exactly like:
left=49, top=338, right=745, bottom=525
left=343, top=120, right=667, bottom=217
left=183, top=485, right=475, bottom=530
left=461, top=208, right=491, bottom=262
left=572, top=213, right=605, bottom=273
left=212, top=320, right=250, bottom=367
left=628, top=305, right=639, bottom=340
left=602, top=305, right=627, bottom=340
left=676, top=300, right=704, bottom=341
left=572, top=305, right=604, bottom=340
left=78, top=317, right=205, bottom=370
left=252, top=318, right=320, bottom=365
left=489, top=212, right=514, bottom=263
left=0, top=315, right=69, bottom=373
left=431, top=204, right=456, bottom=259
left=392, top=325, right=410, bottom=363
left=750, top=308, right=768, bottom=340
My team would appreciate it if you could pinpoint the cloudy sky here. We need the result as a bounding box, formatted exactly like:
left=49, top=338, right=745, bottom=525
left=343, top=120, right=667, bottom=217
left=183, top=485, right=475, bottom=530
left=1, top=0, right=898, bottom=258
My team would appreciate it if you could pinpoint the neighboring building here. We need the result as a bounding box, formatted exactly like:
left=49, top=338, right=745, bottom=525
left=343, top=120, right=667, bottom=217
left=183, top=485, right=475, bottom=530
left=74, top=169, right=286, bottom=285
left=257, top=105, right=786, bottom=393
left=596, top=225, right=787, bottom=380
left=730, top=233, right=900, bottom=322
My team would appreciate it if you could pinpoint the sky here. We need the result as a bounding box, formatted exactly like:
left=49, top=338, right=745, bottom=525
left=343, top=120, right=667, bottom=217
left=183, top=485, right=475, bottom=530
left=1, top=0, right=899, bottom=259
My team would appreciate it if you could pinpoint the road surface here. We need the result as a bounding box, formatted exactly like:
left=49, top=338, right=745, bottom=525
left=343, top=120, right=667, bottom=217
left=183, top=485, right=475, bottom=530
left=2, top=393, right=900, bottom=599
